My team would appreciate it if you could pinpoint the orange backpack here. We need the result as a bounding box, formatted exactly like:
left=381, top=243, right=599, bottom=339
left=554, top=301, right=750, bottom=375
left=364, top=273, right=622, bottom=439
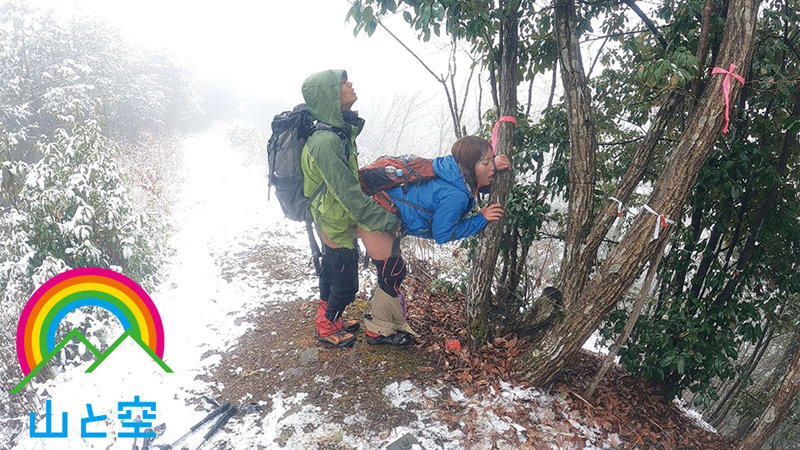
left=358, top=155, right=437, bottom=214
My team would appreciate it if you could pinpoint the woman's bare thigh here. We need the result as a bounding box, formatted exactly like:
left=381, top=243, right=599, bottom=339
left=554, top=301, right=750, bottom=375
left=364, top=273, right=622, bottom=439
left=358, top=228, right=395, bottom=261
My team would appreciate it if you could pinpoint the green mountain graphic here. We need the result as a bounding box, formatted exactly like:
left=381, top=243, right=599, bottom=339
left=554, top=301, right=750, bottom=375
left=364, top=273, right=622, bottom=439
left=11, top=328, right=172, bottom=394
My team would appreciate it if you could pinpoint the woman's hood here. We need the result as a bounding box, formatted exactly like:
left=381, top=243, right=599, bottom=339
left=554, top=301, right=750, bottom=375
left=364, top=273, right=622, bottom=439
left=432, top=156, right=470, bottom=196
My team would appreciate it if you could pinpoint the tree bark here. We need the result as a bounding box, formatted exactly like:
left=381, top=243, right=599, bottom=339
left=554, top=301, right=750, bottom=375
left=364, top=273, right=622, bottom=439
left=735, top=329, right=800, bottom=439
left=735, top=344, right=800, bottom=449
left=551, top=0, right=597, bottom=311
left=466, top=0, right=519, bottom=350
left=522, top=30, right=684, bottom=332
left=690, top=0, right=714, bottom=111
left=514, top=0, right=760, bottom=386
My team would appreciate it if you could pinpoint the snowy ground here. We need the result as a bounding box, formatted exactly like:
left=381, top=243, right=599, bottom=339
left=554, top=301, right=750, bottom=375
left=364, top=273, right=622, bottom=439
left=8, top=126, right=716, bottom=449
left=9, top=126, right=318, bottom=449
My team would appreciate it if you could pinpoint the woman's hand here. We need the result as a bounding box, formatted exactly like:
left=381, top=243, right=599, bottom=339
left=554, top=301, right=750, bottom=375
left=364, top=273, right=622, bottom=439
left=480, top=203, right=504, bottom=222
left=494, top=154, right=511, bottom=171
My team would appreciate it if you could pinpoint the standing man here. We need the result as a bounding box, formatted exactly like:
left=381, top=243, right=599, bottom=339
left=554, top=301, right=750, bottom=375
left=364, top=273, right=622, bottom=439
left=301, top=70, right=401, bottom=347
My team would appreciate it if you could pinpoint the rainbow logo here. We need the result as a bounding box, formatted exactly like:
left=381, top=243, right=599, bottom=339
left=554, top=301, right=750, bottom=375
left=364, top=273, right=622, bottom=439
left=12, top=267, right=170, bottom=393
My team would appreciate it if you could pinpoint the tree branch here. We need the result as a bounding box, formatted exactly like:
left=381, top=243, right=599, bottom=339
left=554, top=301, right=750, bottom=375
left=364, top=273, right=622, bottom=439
left=581, top=26, right=670, bottom=43
left=581, top=90, right=683, bottom=258
left=360, top=10, right=470, bottom=138
left=526, top=57, right=535, bottom=116
left=368, top=13, right=444, bottom=83
left=587, top=35, right=609, bottom=78
left=692, top=0, right=714, bottom=107
left=782, top=36, right=800, bottom=62
left=488, top=43, right=500, bottom=112
left=598, top=136, right=645, bottom=146
left=547, top=62, right=558, bottom=108
left=458, top=50, right=477, bottom=133
left=622, top=0, right=669, bottom=49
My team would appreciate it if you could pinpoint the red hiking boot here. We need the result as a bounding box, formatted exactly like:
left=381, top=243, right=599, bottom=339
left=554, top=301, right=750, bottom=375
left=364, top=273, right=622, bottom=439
left=316, top=300, right=359, bottom=333
left=316, top=311, right=356, bottom=348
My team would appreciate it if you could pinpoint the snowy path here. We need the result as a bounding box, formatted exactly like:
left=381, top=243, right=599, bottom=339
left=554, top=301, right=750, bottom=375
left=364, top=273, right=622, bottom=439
left=13, top=126, right=317, bottom=449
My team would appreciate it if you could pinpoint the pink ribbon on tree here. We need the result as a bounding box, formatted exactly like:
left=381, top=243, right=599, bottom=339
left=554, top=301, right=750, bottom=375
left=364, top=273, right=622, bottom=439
left=711, top=63, right=745, bottom=134
left=491, top=116, right=517, bottom=155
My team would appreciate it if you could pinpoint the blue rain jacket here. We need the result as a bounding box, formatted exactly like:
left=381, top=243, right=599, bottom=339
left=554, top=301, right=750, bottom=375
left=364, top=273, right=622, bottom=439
left=386, top=155, right=488, bottom=244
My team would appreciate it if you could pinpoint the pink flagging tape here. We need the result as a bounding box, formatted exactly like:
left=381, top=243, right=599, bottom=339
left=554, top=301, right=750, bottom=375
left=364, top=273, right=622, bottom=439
left=491, top=116, right=517, bottom=155
left=711, top=64, right=745, bottom=134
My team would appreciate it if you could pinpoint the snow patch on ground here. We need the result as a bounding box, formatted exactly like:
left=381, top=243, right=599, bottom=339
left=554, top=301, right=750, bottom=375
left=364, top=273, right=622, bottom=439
left=674, top=398, right=718, bottom=434
left=371, top=378, right=624, bottom=450
left=582, top=330, right=608, bottom=355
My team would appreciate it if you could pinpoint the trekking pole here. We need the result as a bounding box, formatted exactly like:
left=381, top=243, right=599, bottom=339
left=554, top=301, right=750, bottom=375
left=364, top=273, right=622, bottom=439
left=306, top=221, right=322, bottom=275
left=196, top=405, right=238, bottom=449
left=157, top=401, right=231, bottom=449
left=141, top=423, right=166, bottom=449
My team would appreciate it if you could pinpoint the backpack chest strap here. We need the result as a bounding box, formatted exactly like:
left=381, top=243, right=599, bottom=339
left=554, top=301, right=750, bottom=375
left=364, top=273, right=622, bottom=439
left=387, top=194, right=434, bottom=238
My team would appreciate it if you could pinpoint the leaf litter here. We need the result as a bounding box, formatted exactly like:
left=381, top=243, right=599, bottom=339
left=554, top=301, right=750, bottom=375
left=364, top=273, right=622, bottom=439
left=202, top=247, right=732, bottom=449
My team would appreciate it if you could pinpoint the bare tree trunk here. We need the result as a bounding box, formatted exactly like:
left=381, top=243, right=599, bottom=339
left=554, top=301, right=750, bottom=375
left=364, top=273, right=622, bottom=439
left=547, top=63, right=557, bottom=109
left=514, top=0, right=760, bottom=385
left=691, top=0, right=714, bottom=111
left=551, top=0, right=597, bottom=310
left=735, top=344, right=800, bottom=449
left=709, top=324, right=776, bottom=427
left=465, top=0, right=520, bottom=350
left=735, top=329, right=800, bottom=439
left=521, top=25, right=684, bottom=330
left=586, top=230, right=670, bottom=398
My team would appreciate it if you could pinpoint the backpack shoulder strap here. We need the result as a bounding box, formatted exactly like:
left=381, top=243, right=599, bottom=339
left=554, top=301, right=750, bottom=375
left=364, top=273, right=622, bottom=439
left=311, top=123, right=351, bottom=161
left=387, top=194, right=435, bottom=238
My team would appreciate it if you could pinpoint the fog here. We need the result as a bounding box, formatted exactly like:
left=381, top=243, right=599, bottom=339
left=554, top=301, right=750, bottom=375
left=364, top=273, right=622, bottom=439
left=27, top=0, right=481, bottom=150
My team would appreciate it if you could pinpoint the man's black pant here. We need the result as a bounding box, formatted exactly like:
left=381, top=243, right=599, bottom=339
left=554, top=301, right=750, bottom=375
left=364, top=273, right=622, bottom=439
left=319, top=244, right=359, bottom=323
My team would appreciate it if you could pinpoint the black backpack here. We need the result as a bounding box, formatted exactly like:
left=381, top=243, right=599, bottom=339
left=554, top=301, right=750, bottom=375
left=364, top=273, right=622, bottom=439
left=267, top=104, right=316, bottom=222
left=267, top=104, right=347, bottom=274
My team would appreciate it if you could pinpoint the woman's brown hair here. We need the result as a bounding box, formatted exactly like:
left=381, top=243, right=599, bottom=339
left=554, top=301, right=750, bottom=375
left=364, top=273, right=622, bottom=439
left=451, top=135, right=491, bottom=193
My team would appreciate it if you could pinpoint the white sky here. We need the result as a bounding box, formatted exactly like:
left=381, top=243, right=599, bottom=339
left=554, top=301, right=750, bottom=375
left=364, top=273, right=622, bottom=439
left=27, top=0, right=565, bottom=154
left=36, top=0, right=455, bottom=110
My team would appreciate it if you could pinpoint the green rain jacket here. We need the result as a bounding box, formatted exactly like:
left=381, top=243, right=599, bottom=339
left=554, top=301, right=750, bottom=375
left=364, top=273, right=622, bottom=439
left=300, top=70, right=400, bottom=249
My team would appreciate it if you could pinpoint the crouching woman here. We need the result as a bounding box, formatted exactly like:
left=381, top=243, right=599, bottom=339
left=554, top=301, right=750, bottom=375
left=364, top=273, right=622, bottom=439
left=360, top=135, right=510, bottom=346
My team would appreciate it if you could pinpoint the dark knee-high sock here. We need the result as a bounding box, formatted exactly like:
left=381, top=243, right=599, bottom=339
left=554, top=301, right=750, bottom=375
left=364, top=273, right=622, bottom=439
left=372, top=256, right=407, bottom=297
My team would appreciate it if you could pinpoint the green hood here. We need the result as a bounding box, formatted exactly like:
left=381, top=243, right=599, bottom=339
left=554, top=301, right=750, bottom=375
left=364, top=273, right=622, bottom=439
left=302, top=70, right=346, bottom=130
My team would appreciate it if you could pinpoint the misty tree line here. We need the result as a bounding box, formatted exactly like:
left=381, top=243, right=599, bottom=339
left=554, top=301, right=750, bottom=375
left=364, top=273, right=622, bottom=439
left=351, top=0, right=799, bottom=447
left=0, top=2, right=208, bottom=422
